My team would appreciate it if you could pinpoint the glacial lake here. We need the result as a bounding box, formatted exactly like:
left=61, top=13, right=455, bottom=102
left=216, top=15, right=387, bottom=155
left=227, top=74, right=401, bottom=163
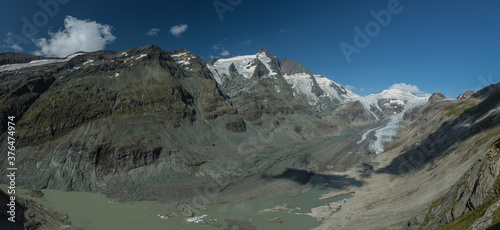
left=1, top=179, right=352, bottom=230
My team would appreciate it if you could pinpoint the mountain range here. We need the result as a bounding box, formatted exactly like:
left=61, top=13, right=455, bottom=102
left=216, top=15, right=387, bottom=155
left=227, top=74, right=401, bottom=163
left=0, top=45, right=499, bottom=229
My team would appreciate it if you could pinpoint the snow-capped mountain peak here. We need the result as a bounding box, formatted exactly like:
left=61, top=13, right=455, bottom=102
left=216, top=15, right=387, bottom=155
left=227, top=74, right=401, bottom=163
left=279, top=57, right=358, bottom=111
left=207, top=48, right=279, bottom=84
left=313, top=74, right=359, bottom=101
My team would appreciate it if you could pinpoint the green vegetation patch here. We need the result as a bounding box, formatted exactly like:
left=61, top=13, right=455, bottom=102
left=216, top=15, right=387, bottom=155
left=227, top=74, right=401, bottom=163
left=444, top=99, right=480, bottom=117
left=436, top=193, right=500, bottom=230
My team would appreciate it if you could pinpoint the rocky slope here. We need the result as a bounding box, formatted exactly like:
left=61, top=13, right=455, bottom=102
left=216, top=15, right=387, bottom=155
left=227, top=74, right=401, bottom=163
left=311, top=83, right=500, bottom=229
left=399, top=83, right=500, bottom=230
left=0, top=45, right=371, bottom=205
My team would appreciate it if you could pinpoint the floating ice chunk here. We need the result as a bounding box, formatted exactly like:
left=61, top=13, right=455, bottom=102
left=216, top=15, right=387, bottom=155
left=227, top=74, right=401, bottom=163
left=158, top=214, right=169, bottom=219
left=368, top=97, right=428, bottom=154
left=187, top=214, right=208, bottom=223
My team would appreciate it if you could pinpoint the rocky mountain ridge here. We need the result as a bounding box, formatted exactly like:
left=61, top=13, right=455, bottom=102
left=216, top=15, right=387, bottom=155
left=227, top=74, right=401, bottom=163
left=2, top=45, right=497, bottom=230
left=0, top=45, right=367, bottom=205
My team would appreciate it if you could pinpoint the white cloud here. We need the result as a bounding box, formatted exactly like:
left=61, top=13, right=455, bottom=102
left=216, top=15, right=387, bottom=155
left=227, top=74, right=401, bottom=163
left=34, top=16, right=116, bottom=57
left=244, top=40, right=252, bottom=45
left=211, top=39, right=230, bottom=57
left=11, top=44, right=23, bottom=51
left=170, top=24, right=188, bottom=38
left=220, top=49, right=230, bottom=56
left=4, top=44, right=24, bottom=52
left=279, top=28, right=286, bottom=34
left=3, top=32, right=26, bottom=52
left=389, top=83, right=431, bottom=97
left=147, top=28, right=160, bottom=36
left=344, top=85, right=356, bottom=91
left=389, top=83, right=422, bottom=93
left=209, top=55, right=216, bottom=59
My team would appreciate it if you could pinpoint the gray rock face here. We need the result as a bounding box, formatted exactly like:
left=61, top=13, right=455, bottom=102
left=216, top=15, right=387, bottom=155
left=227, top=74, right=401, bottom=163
left=333, top=101, right=377, bottom=126
left=472, top=83, right=500, bottom=99
left=470, top=199, right=500, bottom=230
left=401, top=142, right=500, bottom=229
left=280, top=58, right=313, bottom=75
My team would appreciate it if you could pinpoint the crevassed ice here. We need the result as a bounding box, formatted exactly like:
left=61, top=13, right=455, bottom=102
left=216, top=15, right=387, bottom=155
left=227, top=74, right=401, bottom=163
left=367, top=96, right=429, bottom=154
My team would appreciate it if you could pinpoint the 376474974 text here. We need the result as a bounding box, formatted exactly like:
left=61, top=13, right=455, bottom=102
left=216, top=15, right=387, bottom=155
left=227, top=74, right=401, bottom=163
left=6, top=116, right=17, bottom=223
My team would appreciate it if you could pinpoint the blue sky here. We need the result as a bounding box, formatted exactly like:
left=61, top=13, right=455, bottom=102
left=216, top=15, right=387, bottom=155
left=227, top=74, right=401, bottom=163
left=1, top=0, right=499, bottom=98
